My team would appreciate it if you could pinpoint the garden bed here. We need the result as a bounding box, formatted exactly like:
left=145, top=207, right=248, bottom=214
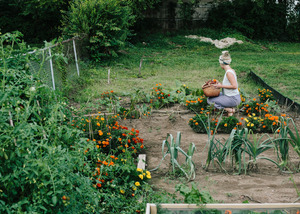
left=120, top=104, right=300, bottom=204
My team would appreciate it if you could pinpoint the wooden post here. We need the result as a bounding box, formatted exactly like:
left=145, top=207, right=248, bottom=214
left=138, top=58, right=143, bottom=77
left=73, top=39, right=80, bottom=76
left=137, top=154, right=146, bottom=170
left=48, top=49, right=55, bottom=90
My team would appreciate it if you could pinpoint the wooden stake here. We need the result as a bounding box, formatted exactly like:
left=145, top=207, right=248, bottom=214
left=139, top=58, right=143, bottom=77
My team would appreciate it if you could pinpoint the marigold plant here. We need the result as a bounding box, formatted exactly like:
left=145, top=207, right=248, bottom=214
left=219, top=116, right=240, bottom=134
left=258, top=88, right=275, bottom=103
left=243, top=114, right=262, bottom=132
left=185, top=96, right=208, bottom=113
left=188, top=112, right=215, bottom=134
left=150, top=83, right=173, bottom=109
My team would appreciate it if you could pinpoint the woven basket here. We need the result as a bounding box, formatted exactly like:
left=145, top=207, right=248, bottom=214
left=202, top=85, right=220, bottom=97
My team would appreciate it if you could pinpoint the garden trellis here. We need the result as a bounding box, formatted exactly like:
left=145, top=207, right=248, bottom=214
left=27, top=37, right=81, bottom=90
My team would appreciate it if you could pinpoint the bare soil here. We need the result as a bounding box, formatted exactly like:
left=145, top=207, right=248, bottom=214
left=120, top=104, right=300, bottom=204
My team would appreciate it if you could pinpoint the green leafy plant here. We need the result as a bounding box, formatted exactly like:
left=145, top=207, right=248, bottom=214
left=150, top=83, right=174, bottom=109
left=150, top=132, right=196, bottom=181
left=98, top=90, right=121, bottom=114
left=0, top=32, right=154, bottom=213
left=175, top=182, right=216, bottom=204
left=219, top=116, right=240, bottom=133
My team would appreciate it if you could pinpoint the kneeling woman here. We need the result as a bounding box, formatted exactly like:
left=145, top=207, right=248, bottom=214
left=207, top=51, right=241, bottom=116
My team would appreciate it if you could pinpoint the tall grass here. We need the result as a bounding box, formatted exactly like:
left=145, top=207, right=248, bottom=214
left=71, top=30, right=300, bottom=104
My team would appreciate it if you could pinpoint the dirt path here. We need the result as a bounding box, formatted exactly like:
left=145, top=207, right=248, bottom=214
left=120, top=104, right=300, bottom=204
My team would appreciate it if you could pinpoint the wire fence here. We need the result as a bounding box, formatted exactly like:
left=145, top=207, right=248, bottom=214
left=28, top=37, right=82, bottom=91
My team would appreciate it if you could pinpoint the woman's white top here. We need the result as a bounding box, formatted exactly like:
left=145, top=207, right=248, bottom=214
left=222, top=69, right=239, bottom=96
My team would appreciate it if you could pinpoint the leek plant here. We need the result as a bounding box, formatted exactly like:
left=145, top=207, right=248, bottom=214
left=149, top=132, right=196, bottom=181
left=286, top=118, right=300, bottom=158
left=274, top=117, right=300, bottom=171
left=201, top=110, right=235, bottom=172
left=243, top=129, right=279, bottom=173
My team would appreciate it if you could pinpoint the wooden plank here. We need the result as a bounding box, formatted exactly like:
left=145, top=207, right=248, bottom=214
left=137, top=154, right=146, bottom=170
left=146, top=203, right=300, bottom=213
left=158, top=203, right=300, bottom=210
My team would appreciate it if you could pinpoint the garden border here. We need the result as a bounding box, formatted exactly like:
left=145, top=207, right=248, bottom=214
left=249, top=71, right=300, bottom=113
left=146, top=203, right=300, bottom=214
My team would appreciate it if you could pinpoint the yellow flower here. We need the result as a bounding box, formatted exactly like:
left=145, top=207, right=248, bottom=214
left=146, top=171, right=151, bottom=175
left=135, top=182, right=140, bottom=187
left=101, top=117, right=105, bottom=121
left=146, top=174, right=151, bottom=179
left=251, top=123, right=254, bottom=127
left=120, top=189, right=125, bottom=194
left=137, top=168, right=143, bottom=172
left=139, top=174, right=144, bottom=180
left=132, top=186, right=137, bottom=191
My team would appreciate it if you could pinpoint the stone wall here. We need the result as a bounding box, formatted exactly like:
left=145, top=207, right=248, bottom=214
left=143, top=0, right=214, bottom=30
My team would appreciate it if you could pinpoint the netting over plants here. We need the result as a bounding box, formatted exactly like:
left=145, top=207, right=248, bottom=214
left=28, top=38, right=81, bottom=91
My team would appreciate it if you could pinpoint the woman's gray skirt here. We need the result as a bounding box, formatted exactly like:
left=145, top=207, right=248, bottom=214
left=207, top=92, right=241, bottom=109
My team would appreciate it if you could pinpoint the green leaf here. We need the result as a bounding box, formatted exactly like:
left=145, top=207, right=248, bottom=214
left=52, top=196, right=57, bottom=205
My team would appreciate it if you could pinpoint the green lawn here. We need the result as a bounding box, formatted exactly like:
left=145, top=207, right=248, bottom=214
left=73, top=33, right=300, bottom=104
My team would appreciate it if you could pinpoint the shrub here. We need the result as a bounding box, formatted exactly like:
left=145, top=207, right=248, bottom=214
left=62, top=0, right=134, bottom=61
